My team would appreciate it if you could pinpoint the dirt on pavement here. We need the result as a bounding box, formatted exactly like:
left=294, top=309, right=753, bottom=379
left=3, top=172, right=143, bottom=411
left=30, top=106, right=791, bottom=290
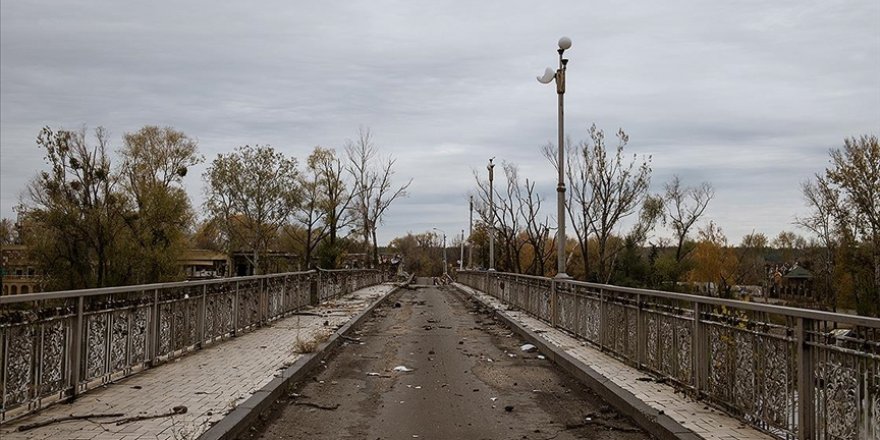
left=240, top=285, right=653, bottom=440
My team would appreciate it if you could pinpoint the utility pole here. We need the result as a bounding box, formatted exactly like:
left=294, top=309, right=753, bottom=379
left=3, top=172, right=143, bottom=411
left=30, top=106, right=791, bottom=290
left=468, top=195, right=474, bottom=269
left=459, top=229, right=465, bottom=271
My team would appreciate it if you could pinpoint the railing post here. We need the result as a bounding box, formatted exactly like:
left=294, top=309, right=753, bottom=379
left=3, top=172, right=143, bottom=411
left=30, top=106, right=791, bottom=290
left=260, top=278, right=267, bottom=325
left=70, top=295, right=84, bottom=398
left=692, top=302, right=706, bottom=396
left=232, top=281, right=240, bottom=336
left=282, top=275, right=288, bottom=314
left=309, top=274, right=319, bottom=306
left=636, top=293, right=645, bottom=368
left=797, top=317, right=815, bottom=440
left=598, top=288, right=606, bottom=351
left=149, top=288, right=160, bottom=365
left=550, top=279, right=558, bottom=328
left=198, top=285, right=207, bottom=347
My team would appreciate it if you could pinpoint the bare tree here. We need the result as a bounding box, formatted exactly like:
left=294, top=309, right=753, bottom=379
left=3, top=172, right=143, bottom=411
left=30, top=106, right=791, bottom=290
left=346, top=128, right=411, bottom=266
left=797, top=180, right=839, bottom=310
left=313, top=147, right=353, bottom=249
left=543, top=137, right=594, bottom=279
left=665, top=175, right=713, bottom=264
left=798, top=135, right=880, bottom=315
left=544, top=126, right=651, bottom=282
left=288, top=148, right=328, bottom=269
left=587, top=126, right=652, bottom=283
left=517, top=177, right=553, bottom=275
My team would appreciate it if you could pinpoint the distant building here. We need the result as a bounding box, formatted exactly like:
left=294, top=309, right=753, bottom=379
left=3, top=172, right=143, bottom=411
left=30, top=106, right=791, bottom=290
left=179, top=249, right=228, bottom=279
left=766, top=263, right=815, bottom=299
left=0, top=246, right=300, bottom=295
left=231, top=251, right=299, bottom=276
left=1, top=244, right=45, bottom=295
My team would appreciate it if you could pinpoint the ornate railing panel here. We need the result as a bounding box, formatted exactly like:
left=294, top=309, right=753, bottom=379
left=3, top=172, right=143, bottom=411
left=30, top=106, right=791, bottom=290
left=457, top=270, right=880, bottom=440
left=0, top=269, right=383, bottom=422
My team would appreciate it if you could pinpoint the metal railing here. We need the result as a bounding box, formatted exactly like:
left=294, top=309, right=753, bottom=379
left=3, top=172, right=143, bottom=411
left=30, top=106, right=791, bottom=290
left=0, top=269, right=384, bottom=422
left=457, top=270, right=880, bottom=440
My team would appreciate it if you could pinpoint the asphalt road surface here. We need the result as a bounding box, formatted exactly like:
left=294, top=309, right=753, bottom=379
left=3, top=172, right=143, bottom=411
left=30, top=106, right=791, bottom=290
left=242, top=285, right=652, bottom=440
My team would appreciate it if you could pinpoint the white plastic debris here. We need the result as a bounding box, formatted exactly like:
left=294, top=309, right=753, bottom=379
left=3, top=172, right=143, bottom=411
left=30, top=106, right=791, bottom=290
left=537, top=355, right=546, bottom=360
left=520, top=344, right=538, bottom=353
left=490, top=397, right=498, bottom=402
left=393, top=365, right=414, bottom=372
left=366, top=372, right=381, bottom=376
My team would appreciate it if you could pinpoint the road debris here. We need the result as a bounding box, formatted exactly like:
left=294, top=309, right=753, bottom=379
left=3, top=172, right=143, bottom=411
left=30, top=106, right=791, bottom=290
left=113, top=406, right=187, bottom=425
left=520, top=344, right=538, bottom=353
left=16, top=412, right=125, bottom=432
left=393, top=365, right=414, bottom=372
left=294, top=402, right=340, bottom=410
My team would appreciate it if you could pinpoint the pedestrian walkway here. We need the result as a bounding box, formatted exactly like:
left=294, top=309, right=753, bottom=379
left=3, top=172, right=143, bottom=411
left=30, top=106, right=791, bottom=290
left=0, top=283, right=398, bottom=440
left=454, top=282, right=776, bottom=440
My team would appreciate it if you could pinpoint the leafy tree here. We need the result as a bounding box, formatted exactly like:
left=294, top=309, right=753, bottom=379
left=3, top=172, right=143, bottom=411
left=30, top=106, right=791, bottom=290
left=388, top=231, right=444, bottom=276
left=0, top=218, right=16, bottom=245
left=204, top=145, right=299, bottom=275
left=738, top=232, right=768, bottom=287
left=120, top=126, right=201, bottom=283
left=801, top=134, right=879, bottom=315
left=26, top=126, right=129, bottom=289
left=615, top=195, right=664, bottom=286
left=689, top=221, right=739, bottom=298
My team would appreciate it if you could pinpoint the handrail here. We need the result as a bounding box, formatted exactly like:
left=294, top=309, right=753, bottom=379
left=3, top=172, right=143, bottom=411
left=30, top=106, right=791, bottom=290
left=460, top=270, right=880, bottom=328
left=457, top=269, right=880, bottom=439
left=0, top=270, right=316, bottom=305
left=0, top=268, right=385, bottom=423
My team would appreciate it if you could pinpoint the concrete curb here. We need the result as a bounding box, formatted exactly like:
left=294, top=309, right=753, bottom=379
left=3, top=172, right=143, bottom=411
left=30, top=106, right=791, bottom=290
left=452, top=283, right=701, bottom=440
left=200, top=279, right=410, bottom=440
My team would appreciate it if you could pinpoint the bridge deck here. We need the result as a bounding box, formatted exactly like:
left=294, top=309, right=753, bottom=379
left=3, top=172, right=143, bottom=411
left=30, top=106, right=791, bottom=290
left=0, top=284, right=397, bottom=440
left=454, top=282, right=775, bottom=440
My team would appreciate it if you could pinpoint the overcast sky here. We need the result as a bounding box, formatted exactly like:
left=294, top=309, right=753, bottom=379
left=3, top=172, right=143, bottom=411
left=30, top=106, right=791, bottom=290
left=2, top=1, right=878, bottom=246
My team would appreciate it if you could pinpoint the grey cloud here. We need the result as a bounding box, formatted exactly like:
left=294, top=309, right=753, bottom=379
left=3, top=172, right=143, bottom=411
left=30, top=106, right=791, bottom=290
left=2, top=0, right=878, bottom=247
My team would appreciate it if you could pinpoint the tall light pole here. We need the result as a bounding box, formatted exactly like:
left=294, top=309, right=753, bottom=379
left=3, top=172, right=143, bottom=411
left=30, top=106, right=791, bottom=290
left=537, top=36, right=572, bottom=279
left=433, top=227, right=447, bottom=276
left=487, top=158, right=495, bottom=271
left=459, top=229, right=465, bottom=271
left=468, top=195, right=474, bottom=269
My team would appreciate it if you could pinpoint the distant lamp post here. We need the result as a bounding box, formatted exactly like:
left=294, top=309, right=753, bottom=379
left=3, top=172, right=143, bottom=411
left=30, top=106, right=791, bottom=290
left=459, top=229, right=465, bottom=271
left=468, top=195, right=474, bottom=269
left=433, top=227, right=448, bottom=276
left=487, top=158, right=496, bottom=271
left=537, top=36, right=572, bottom=279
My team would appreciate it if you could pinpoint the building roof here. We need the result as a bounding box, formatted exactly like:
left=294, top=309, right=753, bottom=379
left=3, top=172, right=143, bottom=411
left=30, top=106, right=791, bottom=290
left=783, top=266, right=813, bottom=279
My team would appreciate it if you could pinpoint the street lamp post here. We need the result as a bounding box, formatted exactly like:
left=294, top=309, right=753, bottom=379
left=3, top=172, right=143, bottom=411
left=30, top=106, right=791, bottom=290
left=433, top=227, right=447, bottom=276
left=468, top=195, right=474, bottom=269
left=459, top=229, right=465, bottom=271
left=487, top=158, right=495, bottom=271
left=537, top=36, right=572, bottom=279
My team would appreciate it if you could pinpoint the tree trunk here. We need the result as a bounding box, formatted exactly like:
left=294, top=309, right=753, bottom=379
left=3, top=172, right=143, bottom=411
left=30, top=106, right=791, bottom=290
left=252, top=248, right=260, bottom=275
left=371, top=227, right=379, bottom=267
left=304, top=227, right=313, bottom=269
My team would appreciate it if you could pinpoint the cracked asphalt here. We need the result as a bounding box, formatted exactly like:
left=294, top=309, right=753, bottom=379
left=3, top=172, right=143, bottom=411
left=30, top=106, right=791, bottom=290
left=241, top=284, right=652, bottom=440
